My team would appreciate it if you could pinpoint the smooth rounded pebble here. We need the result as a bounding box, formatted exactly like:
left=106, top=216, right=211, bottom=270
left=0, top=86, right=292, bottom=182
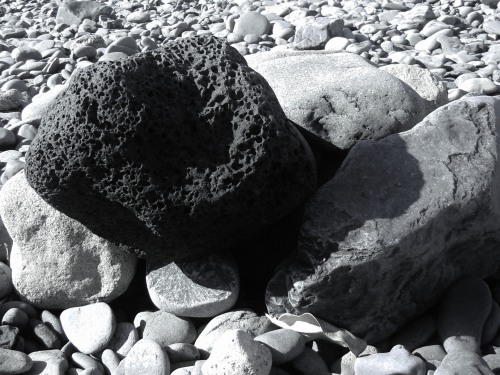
left=457, top=78, right=498, bottom=94
left=21, top=84, right=67, bottom=125
left=0, top=348, right=32, bottom=374
left=2, top=308, right=29, bottom=331
left=354, top=345, right=426, bottom=375
left=101, top=349, right=120, bottom=375
left=331, top=345, right=379, bottom=375
left=438, top=277, right=492, bottom=354
left=233, top=12, right=271, bottom=37
left=434, top=351, right=493, bottom=375
left=202, top=329, right=272, bottom=375
left=195, top=309, right=274, bottom=352
left=134, top=310, right=196, bottom=346
left=113, top=339, right=170, bottom=375
left=255, top=328, right=305, bottom=365
left=60, top=302, right=116, bottom=354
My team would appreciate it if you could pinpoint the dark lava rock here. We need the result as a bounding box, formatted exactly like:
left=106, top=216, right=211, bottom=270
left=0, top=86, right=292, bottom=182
left=25, top=35, right=316, bottom=259
left=266, top=95, right=500, bottom=344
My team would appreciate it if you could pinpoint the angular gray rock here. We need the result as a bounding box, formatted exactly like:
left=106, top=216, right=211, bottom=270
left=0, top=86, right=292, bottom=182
left=0, top=172, right=137, bottom=309
left=55, top=1, right=114, bottom=26
left=25, top=35, right=316, bottom=259
left=245, top=50, right=433, bottom=151
left=146, top=252, right=239, bottom=318
left=266, top=96, right=500, bottom=343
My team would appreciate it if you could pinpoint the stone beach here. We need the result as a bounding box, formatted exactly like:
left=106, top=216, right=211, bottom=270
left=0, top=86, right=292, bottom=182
left=1, top=0, right=500, bottom=372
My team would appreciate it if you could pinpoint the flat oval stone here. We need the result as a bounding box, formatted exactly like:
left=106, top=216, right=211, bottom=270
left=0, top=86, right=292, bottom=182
left=113, top=339, right=170, bottom=375
left=146, top=252, right=239, bottom=318
left=134, top=311, right=196, bottom=346
left=0, top=348, right=32, bottom=374
left=60, top=302, right=116, bottom=354
left=255, top=328, right=305, bottom=365
left=27, top=350, right=68, bottom=375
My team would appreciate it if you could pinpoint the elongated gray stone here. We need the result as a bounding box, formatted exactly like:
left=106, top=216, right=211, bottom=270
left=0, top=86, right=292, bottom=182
left=266, top=96, right=500, bottom=343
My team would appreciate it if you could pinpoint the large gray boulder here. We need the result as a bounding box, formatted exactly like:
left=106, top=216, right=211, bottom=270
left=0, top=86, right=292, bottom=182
left=245, top=51, right=436, bottom=151
left=266, top=96, right=500, bottom=343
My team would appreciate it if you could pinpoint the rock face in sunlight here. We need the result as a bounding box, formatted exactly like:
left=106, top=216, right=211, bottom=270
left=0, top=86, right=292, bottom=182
left=267, top=96, right=500, bottom=343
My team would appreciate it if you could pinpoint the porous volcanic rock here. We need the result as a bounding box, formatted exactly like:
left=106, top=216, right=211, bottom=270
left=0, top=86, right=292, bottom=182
left=25, top=35, right=316, bottom=259
left=266, top=95, right=500, bottom=343
left=245, top=50, right=436, bottom=151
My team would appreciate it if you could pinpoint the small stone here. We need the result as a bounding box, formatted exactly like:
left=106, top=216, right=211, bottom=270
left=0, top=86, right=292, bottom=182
left=60, top=302, right=116, bottom=354
left=434, top=351, right=492, bottom=375
left=146, top=252, right=239, bottom=318
left=255, top=328, right=305, bottom=365
left=72, top=46, right=97, bottom=60
left=0, top=302, right=37, bottom=320
left=11, top=47, right=42, bottom=62
left=438, top=277, right=492, bottom=354
left=30, top=319, right=62, bottom=350
left=41, top=310, right=67, bottom=343
left=0, top=325, right=19, bottom=349
left=354, top=345, right=426, bottom=375
left=202, top=330, right=272, bottom=375
left=166, top=343, right=200, bottom=363
left=483, top=354, right=500, bottom=373
left=2, top=309, right=28, bottom=331
left=484, top=21, right=500, bottom=36
left=233, top=11, right=270, bottom=37
left=135, top=311, right=196, bottom=347
left=324, top=36, right=350, bottom=51
left=331, top=345, right=379, bottom=375
left=71, top=352, right=104, bottom=374
left=0, top=348, right=32, bottom=374
left=457, top=78, right=498, bottom=94
left=26, top=350, right=68, bottom=375
left=105, top=322, right=138, bottom=357
left=21, top=85, right=67, bottom=125
left=0, top=128, right=16, bottom=151
left=101, top=349, right=120, bottom=375
left=195, top=310, right=274, bottom=352
left=127, top=11, right=151, bottom=24
left=113, top=339, right=170, bottom=375
left=0, top=262, right=12, bottom=299
left=289, top=347, right=330, bottom=375
left=0, top=89, right=22, bottom=111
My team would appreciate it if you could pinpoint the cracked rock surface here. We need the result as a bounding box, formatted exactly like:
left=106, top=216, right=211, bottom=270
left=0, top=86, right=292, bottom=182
left=245, top=50, right=437, bottom=151
left=266, top=95, right=500, bottom=344
left=24, top=35, right=316, bottom=259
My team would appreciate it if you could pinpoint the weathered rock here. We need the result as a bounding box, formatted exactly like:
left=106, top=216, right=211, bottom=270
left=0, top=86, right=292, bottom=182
left=0, top=172, right=137, bottom=309
left=354, top=345, right=426, bottom=375
left=55, top=1, right=114, bottom=26
left=266, top=96, right=500, bottom=343
left=379, top=64, right=448, bottom=111
left=245, top=50, right=430, bottom=151
left=25, top=35, right=316, bottom=259
left=146, top=252, right=239, bottom=318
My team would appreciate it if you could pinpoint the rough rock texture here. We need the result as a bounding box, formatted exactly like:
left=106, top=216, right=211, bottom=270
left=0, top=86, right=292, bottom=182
left=266, top=96, right=500, bottom=343
left=25, top=35, right=316, bottom=259
left=245, top=50, right=433, bottom=151
left=55, top=1, right=114, bottom=26
left=0, top=172, right=137, bottom=309
left=146, top=252, right=239, bottom=318
left=379, top=64, right=448, bottom=111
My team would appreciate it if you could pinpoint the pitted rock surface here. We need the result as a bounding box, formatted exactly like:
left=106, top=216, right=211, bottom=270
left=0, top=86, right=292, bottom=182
left=266, top=96, right=500, bottom=343
left=25, top=35, right=316, bottom=259
left=245, top=50, right=433, bottom=151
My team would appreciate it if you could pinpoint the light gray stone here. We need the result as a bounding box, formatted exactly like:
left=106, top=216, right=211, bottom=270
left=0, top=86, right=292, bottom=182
left=113, top=339, right=170, bottom=375
left=354, top=345, right=426, bottom=375
left=245, top=51, right=429, bottom=151
left=146, top=252, right=239, bottom=318
left=202, top=330, right=272, bottom=375
left=0, top=172, right=137, bottom=309
left=266, top=96, right=500, bottom=343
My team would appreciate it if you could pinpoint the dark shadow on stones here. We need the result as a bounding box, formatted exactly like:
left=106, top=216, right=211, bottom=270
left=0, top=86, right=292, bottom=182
left=289, top=120, right=347, bottom=186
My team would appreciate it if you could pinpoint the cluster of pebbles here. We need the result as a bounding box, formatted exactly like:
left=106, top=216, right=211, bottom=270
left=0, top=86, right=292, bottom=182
left=1, top=0, right=500, bottom=373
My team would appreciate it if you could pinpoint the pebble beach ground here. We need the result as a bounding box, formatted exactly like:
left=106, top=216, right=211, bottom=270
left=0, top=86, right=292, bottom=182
left=1, top=0, right=500, bottom=373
